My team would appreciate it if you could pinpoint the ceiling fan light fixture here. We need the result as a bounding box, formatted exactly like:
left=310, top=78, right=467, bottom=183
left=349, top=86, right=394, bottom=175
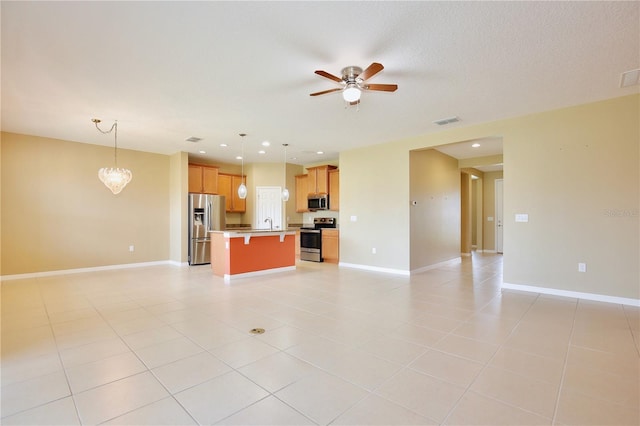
left=343, top=85, right=361, bottom=102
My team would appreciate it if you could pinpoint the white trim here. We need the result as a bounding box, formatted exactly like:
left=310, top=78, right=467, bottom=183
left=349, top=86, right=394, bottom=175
left=0, top=261, right=178, bottom=281
left=479, top=249, right=497, bottom=253
left=410, top=257, right=462, bottom=275
left=224, top=266, right=296, bottom=283
left=338, top=262, right=410, bottom=276
left=461, top=252, right=472, bottom=257
left=502, top=282, right=640, bottom=307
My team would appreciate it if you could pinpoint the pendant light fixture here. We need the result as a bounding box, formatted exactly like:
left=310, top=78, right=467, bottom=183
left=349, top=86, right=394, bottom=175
left=237, top=133, right=248, bottom=200
left=282, top=143, right=290, bottom=202
left=93, top=118, right=132, bottom=195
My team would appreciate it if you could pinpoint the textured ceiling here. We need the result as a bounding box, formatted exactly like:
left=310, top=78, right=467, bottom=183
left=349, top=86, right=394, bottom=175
left=2, top=1, right=638, bottom=166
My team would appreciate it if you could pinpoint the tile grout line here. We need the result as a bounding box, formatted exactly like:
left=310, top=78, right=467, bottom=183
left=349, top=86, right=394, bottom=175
left=80, top=290, right=202, bottom=426
left=37, top=275, right=84, bottom=425
left=439, top=291, right=544, bottom=425
left=322, top=265, right=508, bottom=425
left=622, top=304, right=640, bottom=358
left=550, top=296, right=579, bottom=425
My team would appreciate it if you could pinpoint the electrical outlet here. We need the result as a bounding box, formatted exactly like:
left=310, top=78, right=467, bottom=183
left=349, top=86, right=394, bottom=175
left=372, top=247, right=377, bottom=254
left=129, top=245, right=135, bottom=252
left=578, top=262, right=586, bottom=272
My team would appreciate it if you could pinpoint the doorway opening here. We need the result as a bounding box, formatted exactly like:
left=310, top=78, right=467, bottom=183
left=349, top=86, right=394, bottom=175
left=255, top=186, right=283, bottom=230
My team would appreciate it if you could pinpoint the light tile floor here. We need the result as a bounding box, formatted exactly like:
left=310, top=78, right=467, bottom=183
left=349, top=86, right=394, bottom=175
left=1, top=254, right=639, bottom=425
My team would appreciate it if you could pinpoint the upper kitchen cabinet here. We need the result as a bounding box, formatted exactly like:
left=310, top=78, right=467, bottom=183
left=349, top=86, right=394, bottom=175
left=329, top=169, right=339, bottom=211
left=307, top=165, right=337, bottom=195
left=295, top=174, right=309, bottom=213
left=189, top=164, right=219, bottom=194
left=218, top=173, right=246, bottom=213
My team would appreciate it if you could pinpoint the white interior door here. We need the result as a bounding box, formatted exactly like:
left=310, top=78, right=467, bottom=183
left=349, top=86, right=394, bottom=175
left=255, top=187, right=283, bottom=230
left=495, top=179, right=504, bottom=253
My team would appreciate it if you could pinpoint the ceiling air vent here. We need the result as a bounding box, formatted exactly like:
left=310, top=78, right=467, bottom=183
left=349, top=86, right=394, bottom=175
left=620, top=69, right=640, bottom=88
left=185, top=136, right=202, bottom=143
left=433, top=116, right=460, bottom=126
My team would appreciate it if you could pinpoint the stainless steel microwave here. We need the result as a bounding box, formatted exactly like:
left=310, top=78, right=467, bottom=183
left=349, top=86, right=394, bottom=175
left=308, top=194, right=329, bottom=211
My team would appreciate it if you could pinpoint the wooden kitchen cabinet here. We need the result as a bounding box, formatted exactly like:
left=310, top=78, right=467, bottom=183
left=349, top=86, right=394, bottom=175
left=295, top=174, right=309, bottom=213
left=218, top=173, right=246, bottom=213
left=322, top=229, right=339, bottom=263
left=188, top=164, right=219, bottom=194
left=307, top=165, right=337, bottom=195
left=329, top=169, right=339, bottom=211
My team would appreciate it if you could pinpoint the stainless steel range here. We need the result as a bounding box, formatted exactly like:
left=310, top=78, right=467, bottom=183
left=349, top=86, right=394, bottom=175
left=300, top=217, right=337, bottom=262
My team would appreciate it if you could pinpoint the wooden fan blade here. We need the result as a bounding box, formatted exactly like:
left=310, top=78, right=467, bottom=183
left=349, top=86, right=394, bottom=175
left=310, top=87, right=343, bottom=96
left=363, top=83, right=398, bottom=92
left=358, top=62, right=384, bottom=81
left=314, top=70, right=343, bottom=83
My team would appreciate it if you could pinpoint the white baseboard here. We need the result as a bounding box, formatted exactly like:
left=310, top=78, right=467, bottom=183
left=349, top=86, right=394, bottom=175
left=502, top=282, right=640, bottom=307
left=338, top=262, right=410, bottom=276
left=224, top=266, right=296, bottom=282
left=410, top=257, right=462, bottom=275
left=0, top=260, right=178, bottom=282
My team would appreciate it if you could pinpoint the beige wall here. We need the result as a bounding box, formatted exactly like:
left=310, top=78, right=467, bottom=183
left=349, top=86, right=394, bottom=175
left=170, top=152, right=189, bottom=263
left=340, top=94, right=639, bottom=299
left=410, top=149, right=461, bottom=270
left=502, top=97, right=638, bottom=298
left=1, top=132, right=170, bottom=275
left=340, top=143, right=410, bottom=271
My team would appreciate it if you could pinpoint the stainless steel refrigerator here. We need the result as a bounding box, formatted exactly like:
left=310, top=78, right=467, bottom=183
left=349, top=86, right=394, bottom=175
left=188, top=194, right=226, bottom=265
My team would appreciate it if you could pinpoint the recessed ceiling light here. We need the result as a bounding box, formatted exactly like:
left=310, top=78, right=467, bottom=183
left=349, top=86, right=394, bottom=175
left=258, top=150, right=266, bottom=154
left=472, top=143, right=481, bottom=148
left=236, top=156, right=242, bottom=160
left=317, top=151, right=324, bottom=155
left=261, top=141, right=270, bottom=147
left=220, top=143, right=228, bottom=147
left=199, top=150, right=206, bottom=154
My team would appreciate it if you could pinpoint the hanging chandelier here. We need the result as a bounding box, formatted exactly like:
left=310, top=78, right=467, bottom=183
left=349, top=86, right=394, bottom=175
left=237, top=133, right=248, bottom=199
left=282, top=144, right=290, bottom=202
left=93, top=118, right=132, bottom=195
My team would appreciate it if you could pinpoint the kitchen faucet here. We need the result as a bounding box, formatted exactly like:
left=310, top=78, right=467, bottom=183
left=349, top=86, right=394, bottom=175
left=264, top=217, right=273, bottom=231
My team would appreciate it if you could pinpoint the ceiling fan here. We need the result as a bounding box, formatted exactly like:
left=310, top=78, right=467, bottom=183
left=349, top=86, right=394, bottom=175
left=310, top=62, right=398, bottom=104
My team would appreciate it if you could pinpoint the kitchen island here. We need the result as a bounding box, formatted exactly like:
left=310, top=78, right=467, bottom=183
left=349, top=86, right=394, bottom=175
left=210, top=230, right=296, bottom=281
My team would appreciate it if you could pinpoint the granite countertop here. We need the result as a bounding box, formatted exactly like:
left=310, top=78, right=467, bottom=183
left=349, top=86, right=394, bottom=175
left=225, top=223, right=304, bottom=231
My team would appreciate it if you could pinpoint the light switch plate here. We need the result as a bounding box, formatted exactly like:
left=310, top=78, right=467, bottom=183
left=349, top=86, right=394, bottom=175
left=350, top=215, right=358, bottom=222
left=515, top=214, right=529, bottom=222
